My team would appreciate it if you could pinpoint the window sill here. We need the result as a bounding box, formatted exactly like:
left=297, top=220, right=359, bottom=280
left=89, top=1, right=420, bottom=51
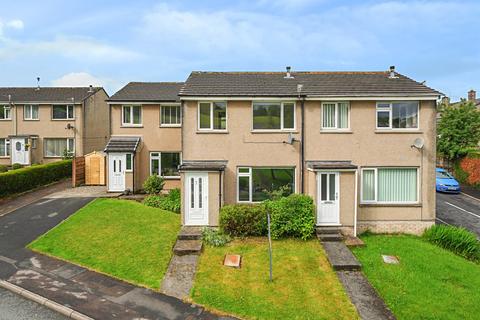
left=360, top=203, right=422, bottom=207
left=160, top=125, right=182, bottom=128
left=0, top=119, right=12, bottom=121
left=121, top=125, right=144, bottom=128
left=51, top=119, right=75, bottom=121
left=251, top=130, right=298, bottom=134
left=0, top=156, right=10, bottom=158
left=163, top=176, right=181, bottom=180
left=196, top=130, right=229, bottom=134
left=375, top=130, right=423, bottom=134
left=23, top=119, right=40, bottom=121
left=320, top=130, right=352, bottom=134
left=43, top=156, right=63, bottom=159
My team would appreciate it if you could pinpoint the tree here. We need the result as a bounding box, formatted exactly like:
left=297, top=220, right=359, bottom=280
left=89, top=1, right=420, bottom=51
left=437, top=101, right=480, bottom=160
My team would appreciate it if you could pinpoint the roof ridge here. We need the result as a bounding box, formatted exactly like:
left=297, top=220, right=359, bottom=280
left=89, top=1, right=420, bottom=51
left=128, top=81, right=184, bottom=84
left=190, top=71, right=388, bottom=75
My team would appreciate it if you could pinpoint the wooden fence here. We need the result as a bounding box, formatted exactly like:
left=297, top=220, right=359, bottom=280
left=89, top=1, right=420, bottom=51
left=72, top=156, right=85, bottom=187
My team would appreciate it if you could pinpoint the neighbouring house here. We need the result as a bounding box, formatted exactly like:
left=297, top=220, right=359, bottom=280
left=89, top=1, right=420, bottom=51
left=0, top=86, right=109, bottom=166
left=177, top=66, right=442, bottom=235
left=105, top=82, right=184, bottom=192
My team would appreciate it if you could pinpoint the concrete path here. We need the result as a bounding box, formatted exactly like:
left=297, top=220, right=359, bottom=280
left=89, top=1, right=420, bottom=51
left=436, top=192, right=480, bottom=238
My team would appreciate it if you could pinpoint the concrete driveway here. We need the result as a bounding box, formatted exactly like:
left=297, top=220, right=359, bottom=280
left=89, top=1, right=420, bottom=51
left=436, top=192, right=480, bottom=238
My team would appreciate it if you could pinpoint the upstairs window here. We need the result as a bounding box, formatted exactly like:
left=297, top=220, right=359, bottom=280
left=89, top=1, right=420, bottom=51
left=376, top=102, right=419, bottom=129
left=0, top=105, right=11, bottom=120
left=252, top=102, right=295, bottom=130
left=24, top=105, right=39, bottom=120
left=322, top=102, right=349, bottom=130
left=52, top=105, right=74, bottom=120
left=122, top=105, right=142, bottom=126
left=0, top=138, right=10, bottom=156
left=160, top=105, right=181, bottom=126
left=198, top=102, right=227, bottom=130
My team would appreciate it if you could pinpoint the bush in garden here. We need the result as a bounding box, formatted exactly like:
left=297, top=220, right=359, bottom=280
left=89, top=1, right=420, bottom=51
left=12, top=163, right=23, bottom=170
left=220, top=204, right=267, bottom=237
left=202, top=228, right=231, bottom=247
left=423, top=225, right=480, bottom=262
left=0, top=160, right=71, bottom=197
left=143, top=188, right=181, bottom=213
left=0, top=165, right=7, bottom=173
left=143, top=175, right=165, bottom=194
left=265, top=194, right=315, bottom=240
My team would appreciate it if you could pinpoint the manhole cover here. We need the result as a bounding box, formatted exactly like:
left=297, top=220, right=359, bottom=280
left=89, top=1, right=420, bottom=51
left=382, top=255, right=400, bottom=264
left=224, top=254, right=241, bottom=268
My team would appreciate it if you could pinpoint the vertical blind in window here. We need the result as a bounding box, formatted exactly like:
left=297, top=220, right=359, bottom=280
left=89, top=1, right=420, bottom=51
left=322, top=102, right=349, bottom=129
left=362, top=169, right=375, bottom=201
left=322, top=103, right=336, bottom=128
left=378, top=168, right=417, bottom=202
left=161, top=105, right=181, bottom=125
left=44, top=139, right=73, bottom=157
left=338, top=103, right=349, bottom=128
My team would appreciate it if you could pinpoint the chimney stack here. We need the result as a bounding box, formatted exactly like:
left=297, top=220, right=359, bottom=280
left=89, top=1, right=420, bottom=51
left=35, top=77, right=40, bottom=91
left=388, top=66, right=397, bottom=79
left=284, top=66, right=293, bottom=79
left=88, top=85, right=94, bottom=93
left=468, top=89, right=476, bottom=102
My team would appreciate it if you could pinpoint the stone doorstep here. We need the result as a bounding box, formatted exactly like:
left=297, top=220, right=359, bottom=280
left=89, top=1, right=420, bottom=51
left=344, top=236, right=365, bottom=247
left=316, top=226, right=342, bottom=234
left=178, top=227, right=203, bottom=240
left=317, top=233, right=344, bottom=242
left=173, top=239, right=203, bottom=256
left=321, top=241, right=362, bottom=271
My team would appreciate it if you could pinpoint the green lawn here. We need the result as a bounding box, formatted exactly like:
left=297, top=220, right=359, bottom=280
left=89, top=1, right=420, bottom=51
left=192, top=238, right=359, bottom=320
left=352, top=234, right=480, bottom=320
left=29, top=198, right=181, bottom=289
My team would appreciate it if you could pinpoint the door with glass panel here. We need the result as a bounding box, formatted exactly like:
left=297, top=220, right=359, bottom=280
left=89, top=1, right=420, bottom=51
left=317, top=172, right=340, bottom=225
left=11, top=138, right=29, bottom=165
left=108, top=153, right=125, bottom=192
left=185, top=172, right=209, bottom=225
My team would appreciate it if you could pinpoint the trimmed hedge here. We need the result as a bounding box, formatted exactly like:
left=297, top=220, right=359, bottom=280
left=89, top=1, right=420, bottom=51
left=423, top=225, right=480, bottom=262
left=143, top=188, right=181, bottom=213
left=0, top=160, right=72, bottom=197
left=220, top=204, right=267, bottom=237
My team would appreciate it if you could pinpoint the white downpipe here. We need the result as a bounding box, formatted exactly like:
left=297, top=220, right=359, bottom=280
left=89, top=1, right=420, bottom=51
left=354, top=169, right=358, bottom=237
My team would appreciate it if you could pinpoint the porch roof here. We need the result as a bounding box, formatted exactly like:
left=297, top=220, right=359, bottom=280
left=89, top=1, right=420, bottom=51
left=306, top=161, right=358, bottom=170
left=179, top=160, right=228, bottom=171
left=104, top=136, right=141, bottom=153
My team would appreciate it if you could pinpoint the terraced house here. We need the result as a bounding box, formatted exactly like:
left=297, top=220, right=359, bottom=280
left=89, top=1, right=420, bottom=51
left=0, top=86, right=109, bottom=166
left=105, top=67, right=441, bottom=235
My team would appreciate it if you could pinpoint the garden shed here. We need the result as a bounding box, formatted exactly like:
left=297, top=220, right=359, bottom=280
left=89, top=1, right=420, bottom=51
left=85, top=151, right=106, bottom=185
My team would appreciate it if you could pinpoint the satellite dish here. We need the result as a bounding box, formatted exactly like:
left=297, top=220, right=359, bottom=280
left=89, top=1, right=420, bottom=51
left=412, top=137, right=424, bottom=149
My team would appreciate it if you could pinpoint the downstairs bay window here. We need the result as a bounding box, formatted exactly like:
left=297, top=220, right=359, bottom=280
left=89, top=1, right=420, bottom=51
left=237, top=167, right=295, bottom=202
left=361, top=168, right=418, bottom=204
left=150, top=152, right=181, bottom=178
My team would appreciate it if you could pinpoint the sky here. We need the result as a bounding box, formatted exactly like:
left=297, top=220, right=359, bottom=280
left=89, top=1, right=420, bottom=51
left=0, top=0, right=479, bottom=101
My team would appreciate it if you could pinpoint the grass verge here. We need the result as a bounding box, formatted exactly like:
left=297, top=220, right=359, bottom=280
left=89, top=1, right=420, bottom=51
left=192, top=238, right=359, bottom=320
left=352, top=234, right=480, bottom=320
left=29, top=198, right=181, bottom=289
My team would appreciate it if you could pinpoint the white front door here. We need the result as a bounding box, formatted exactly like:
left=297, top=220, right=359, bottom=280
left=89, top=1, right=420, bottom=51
left=185, top=172, right=209, bottom=226
left=108, top=153, right=126, bottom=192
left=317, top=172, right=340, bottom=225
left=11, top=138, right=29, bottom=165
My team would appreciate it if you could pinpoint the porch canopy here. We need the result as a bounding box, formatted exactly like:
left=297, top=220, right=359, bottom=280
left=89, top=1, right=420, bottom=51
left=306, top=160, right=358, bottom=170
left=179, top=160, right=227, bottom=171
left=104, top=136, right=141, bottom=153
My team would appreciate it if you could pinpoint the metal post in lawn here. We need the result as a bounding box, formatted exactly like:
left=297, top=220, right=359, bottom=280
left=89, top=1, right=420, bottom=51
left=267, top=211, right=273, bottom=282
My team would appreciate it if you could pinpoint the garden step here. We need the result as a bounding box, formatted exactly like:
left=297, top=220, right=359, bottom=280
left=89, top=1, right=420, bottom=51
left=173, top=240, right=203, bottom=256
left=316, top=227, right=341, bottom=234
left=317, top=233, right=343, bottom=242
left=178, top=227, right=203, bottom=240
left=321, top=241, right=362, bottom=271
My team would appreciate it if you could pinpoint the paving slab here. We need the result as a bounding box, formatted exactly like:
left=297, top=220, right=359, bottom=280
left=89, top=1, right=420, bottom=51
left=321, top=241, right=362, bottom=271
left=173, top=239, right=203, bottom=256
left=178, top=226, right=203, bottom=240
left=161, top=255, right=199, bottom=299
left=337, top=271, right=396, bottom=320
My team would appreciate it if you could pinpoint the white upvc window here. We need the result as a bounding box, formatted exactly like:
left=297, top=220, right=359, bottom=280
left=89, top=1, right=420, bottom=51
left=321, top=102, right=350, bottom=130
left=376, top=101, right=419, bottom=129
left=122, top=105, right=142, bottom=126
left=0, top=138, right=10, bottom=157
left=24, top=105, right=39, bottom=120
left=160, top=104, right=181, bottom=126
left=150, top=152, right=181, bottom=178
left=361, top=167, right=419, bottom=204
left=237, top=167, right=296, bottom=202
left=198, top=102, right=227, bottom=131
left=52, top=105, right=74, bottom=120
left=125, top=153, right=133, bottom=172
left=44, top=138, right=74, bottom=157
left=0, top=105, right=11, bottom=120
left=252, top=101, right=296, bottom=131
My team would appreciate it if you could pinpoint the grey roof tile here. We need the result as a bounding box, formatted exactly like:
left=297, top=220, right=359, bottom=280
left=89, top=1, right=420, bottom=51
left=179, top=160, right=228, bottom=171
left=180, top=71, right=442, bottom=97
left=104, top=136, right=141, bottom=153
left=109, top=82, right=184, bottom=102
left=0, top=87, right=104, bottom=103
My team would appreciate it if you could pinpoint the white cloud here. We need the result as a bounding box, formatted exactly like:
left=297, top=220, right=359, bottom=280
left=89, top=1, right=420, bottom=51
left=6, top=19, right=24, bottom=29
left=51, top=72, right=123, bottom=92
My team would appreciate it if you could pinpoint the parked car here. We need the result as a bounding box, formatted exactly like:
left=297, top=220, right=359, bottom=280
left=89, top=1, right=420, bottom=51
left=436, top=168, right=460, bottom=193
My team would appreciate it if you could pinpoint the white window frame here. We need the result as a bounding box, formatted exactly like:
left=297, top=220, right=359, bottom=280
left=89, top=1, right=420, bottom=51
left=149, top=152, right=182, bottom=179
left=0, top=105, right=12, bottom=120
left=0, top=138, right=10, bottom=157
left=43, top=138, right=75, bottom=158
left=122, top=105, right=142, bottom=127
left=52, top=105, right=74, bottom=120
left=375, top=101, right=419, bottom=130
left=197, top=101, right=228, bottom=131
left=24, top=105, right=39, bottom=120
left=360, top=167, right=419, bottom=204
left=125, top=153, right=133, bottom=172
left=160, top=104, right=182, bottom=127
left=251, top=101, right=296, bottom=131
left=321, top=102, right=350, bottom=130
left=236, top=166, right=297, bottom=203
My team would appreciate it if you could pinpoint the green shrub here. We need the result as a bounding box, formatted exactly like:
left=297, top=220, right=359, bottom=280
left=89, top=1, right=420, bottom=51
left=265, top=194, right=315, bottom=240
left=423, top=225, right=480, bottom=262
left=143, top=175, right=165, bottom=194
left=12, top=163, right=23, bottom=170
left=202, top=228, right=231, bottom=247
left=220, top=204, right=267, bottom=237
left=143, top=188, right=181, bottom=213
left=0, top=165, right=7, bottom=173
left=0, top=160, right=71, bottom=197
